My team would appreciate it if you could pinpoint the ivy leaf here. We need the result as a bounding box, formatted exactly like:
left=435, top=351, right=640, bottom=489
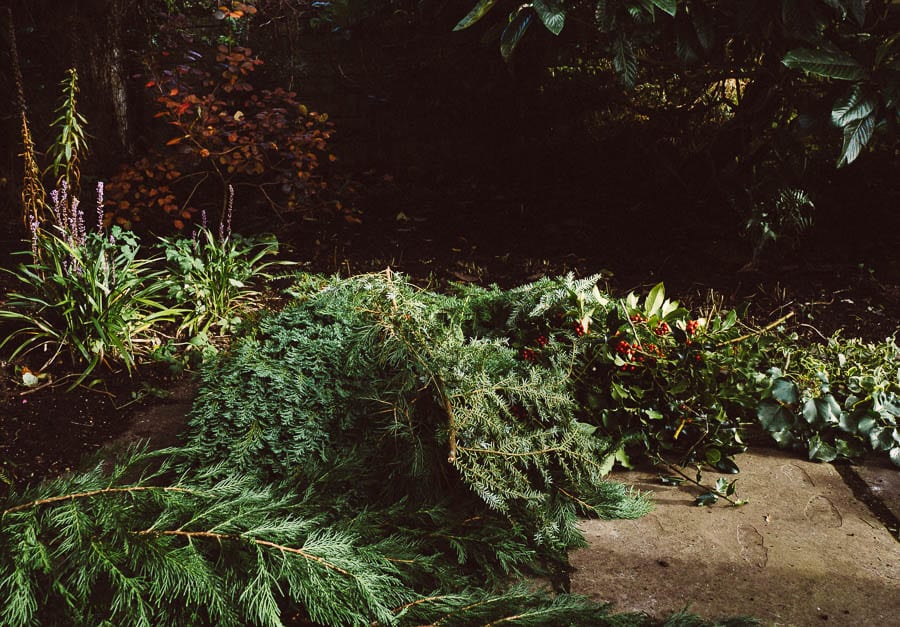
left=500, top=10, right=534, bottom=61
left=831, top=85, right=877, bottom=127
left=808, top=434, right=838, bottom=462
left=770, top=378, right=799, bottom=405
left=453, top=0, right=499, bottom=31
left=533, top=0, right=565, bottom=36
left=837, top=110, right=876, bottom=167
left=869, top=427, right=894, bottom=452
left=782, top=48, right=867, bottom=81
left=760, top=398, right=796, bottom=432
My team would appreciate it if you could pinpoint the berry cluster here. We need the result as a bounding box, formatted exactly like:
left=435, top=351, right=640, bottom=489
left=629, top=314, right=646, bottom=323
left=522, top=348, right=536, bottom=361
left=536, top=335, right=549, bottom=347
left=574, top=322, right=586, bottom=337
left=654, top=322, right=670, bottom=336
left=686, top=319, right=700, bottom=335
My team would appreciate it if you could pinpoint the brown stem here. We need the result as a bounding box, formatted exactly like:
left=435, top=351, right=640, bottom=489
left=134, top=529, right=354, bottom=577
left=715, top=311, right=795, bottom=348
left=3, top=485, right=196, bottom=516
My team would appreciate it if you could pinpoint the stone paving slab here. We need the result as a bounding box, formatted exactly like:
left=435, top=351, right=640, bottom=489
left=851, top=461, right=900, bottom=535
left=570, top=449, right=900, bottom=626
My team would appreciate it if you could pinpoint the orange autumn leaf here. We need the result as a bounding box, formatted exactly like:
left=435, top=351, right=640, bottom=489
left=169, top=88, right=179, bottom=96
left=173, top=219, right=185, bottom=230
left=166, top=136, right=184, bottom=146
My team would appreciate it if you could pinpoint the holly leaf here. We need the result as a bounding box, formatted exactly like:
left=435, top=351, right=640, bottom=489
left=695, top=492, right=719, bottom=506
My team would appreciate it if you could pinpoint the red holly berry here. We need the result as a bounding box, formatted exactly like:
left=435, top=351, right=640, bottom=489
left=536, top=335, right=549, bottom=347
left=522, top=348, right=536, bottom=361
left=654, top=322, right=670, bottom=336
left=574, top=322, right=585, bottom=336
left=686, top=320, right=700, bottom=335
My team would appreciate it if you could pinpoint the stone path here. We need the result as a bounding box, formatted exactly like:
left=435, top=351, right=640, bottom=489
left=570, top=449, right=900, bottom=626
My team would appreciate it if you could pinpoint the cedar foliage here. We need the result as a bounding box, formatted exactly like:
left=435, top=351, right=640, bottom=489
left=184, top=270, right=649, bottom=553
left=0, top=271, right=778, bottom=625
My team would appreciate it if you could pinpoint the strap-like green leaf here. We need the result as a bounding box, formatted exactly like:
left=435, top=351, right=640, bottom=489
left=500, top=10, right=535, bottom=60
left=831, top=85, right=876, bottom=127
left=837, top=110, right=876, bottom=166
left=533, top=0, right=565, bottom=35
left=453, top=0, right=499, bottom=31
left=782, top=47, right=866, bottom=80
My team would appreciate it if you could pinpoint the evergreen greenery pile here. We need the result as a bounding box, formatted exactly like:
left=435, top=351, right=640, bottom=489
left=1, top=270, right=785, bottom=624
left=185, top=270, right=651, bottom=557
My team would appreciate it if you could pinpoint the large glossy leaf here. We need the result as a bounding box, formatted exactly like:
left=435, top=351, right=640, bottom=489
left=831, top=85, right=876, bottom=126
left=675, top=10, right=701, bottom=64
left=690, top=2, right=715, bottom=53
left=533, top=0, right=565, bottom=35
left=847, top=0, right=866, bottom=26
left=782, top=0, right=825, bottom=42
left=648, top=0, right=676, bottom=17
left=500, top=10, right=535, bottom=60
left=453, top=0, right=499, bottom=31
left=613, top=32, right=638, bottom=88
left=595, top=0, right=617, bottom=32
left=782, top=48, right=867, bottom=80
left=837, top=110, right=876, bottom=166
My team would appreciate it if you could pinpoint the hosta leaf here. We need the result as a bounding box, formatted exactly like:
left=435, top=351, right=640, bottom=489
left=612, top=32, right=638, bottom=88
left=453, top=0, right=499, bottom=31
left=837, top=110, right=876, bottom=167
left=533, top=0, right=565, bottom=35
left=500, top=10, right=534, bottom=60
left=782, top=48, right=866, bottom=80
left=831, top=85, right=876, bottom=126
